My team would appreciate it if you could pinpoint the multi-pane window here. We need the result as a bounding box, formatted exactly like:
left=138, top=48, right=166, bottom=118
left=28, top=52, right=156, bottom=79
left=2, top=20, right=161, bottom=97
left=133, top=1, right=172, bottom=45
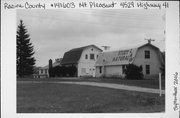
left=85, top=54, right=88, bottom=59
left=90, top=54, right=95, bottom=60
left=41, top=69, right=43, bottom=74
left=146, top=65, right=150, bottom=74
left=145, top=50, right=150, bottom=59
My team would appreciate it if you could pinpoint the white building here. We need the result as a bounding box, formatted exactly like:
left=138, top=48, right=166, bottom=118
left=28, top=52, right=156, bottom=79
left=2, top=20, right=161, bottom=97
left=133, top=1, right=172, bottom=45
left=95, top=43, right=164, bottom=79
left=61, top=45, right=102, bottom=77
left=33, top=58, right=62, bottom=78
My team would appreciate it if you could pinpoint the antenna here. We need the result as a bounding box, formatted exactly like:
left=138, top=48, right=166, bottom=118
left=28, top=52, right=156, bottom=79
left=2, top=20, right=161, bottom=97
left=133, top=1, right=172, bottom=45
left=145, top=38, right=155, bottom=44
left=101, top=46, right=110, bottom=51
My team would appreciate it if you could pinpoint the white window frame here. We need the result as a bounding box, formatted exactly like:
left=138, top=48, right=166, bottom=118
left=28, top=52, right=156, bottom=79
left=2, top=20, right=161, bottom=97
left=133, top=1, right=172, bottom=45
left=90, top=53, right=95, bottom=60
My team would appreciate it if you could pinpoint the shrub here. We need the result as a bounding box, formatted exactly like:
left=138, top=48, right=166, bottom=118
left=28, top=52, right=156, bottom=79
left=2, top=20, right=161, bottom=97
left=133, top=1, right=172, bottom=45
left=53, top=66, right=62, bottom=77
left=124, top=64, right=143, bottom=80
left=50, top=66, right=77, bottom=77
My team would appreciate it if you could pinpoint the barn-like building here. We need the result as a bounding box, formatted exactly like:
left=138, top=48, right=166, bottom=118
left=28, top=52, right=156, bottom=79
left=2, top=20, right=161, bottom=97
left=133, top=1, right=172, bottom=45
left=95, top=43, right=164, bottom=79
left=61, top=45, right=102, bottom=77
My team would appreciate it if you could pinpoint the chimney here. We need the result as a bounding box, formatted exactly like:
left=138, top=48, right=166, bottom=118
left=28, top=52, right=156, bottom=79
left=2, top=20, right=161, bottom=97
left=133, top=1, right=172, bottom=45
left=49, top=59, right=53, bottom=69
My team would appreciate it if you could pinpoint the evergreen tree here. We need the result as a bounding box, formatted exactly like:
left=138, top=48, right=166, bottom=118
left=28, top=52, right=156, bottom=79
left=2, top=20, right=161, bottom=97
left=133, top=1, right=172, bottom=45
left=17, top=20, right=36, bottom=77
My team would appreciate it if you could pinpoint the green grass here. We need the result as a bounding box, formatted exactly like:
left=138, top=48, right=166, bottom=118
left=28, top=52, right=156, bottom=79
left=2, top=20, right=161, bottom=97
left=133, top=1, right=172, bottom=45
left=17, top=82, right=165, bottom=113
left=17, top=77, right=165, bottom=90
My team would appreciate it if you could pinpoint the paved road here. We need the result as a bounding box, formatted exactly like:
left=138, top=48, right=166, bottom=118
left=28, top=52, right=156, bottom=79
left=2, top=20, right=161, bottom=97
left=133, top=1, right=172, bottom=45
left=18, top=81, right=165, bottom=94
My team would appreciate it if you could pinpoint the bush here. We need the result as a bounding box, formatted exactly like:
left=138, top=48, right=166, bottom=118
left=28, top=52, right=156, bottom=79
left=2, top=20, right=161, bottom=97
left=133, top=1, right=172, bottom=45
left=124, top=64, right=143, bottom=80
left=50, top=66, right=77, bottom=77
left=53, top=66, right=62, bottom=77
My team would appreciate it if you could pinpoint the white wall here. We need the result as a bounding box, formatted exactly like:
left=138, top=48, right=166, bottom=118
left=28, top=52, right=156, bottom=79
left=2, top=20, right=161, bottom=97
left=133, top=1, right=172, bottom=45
left=105, top=65, right=123, bottom=77
left=78, top=46, right=101, bottom=77
left=96, top=65, right=124, bottom=78
left=133, top=45, right=163, bottom=77
left=38, top=68, right=49, bottom=78
left=95, top=67, right=102, bottom=77
left=95, top=45, right=163, bottom=78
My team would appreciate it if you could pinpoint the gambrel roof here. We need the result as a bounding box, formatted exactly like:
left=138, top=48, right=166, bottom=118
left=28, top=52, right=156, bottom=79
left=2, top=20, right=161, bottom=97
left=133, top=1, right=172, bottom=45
left=95, top=43, right=164, bottom=66
left=61, top=45, right=102, bottom=65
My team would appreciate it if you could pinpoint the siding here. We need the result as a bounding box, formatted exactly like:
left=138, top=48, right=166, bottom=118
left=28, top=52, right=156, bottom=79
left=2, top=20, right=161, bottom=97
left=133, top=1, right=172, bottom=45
left=78, top=46, right=101, bottom=77
left=105, top=65, right=123, bottom=77
left=96, top=65, right=124, bottom=78
left=133, top=45, right=162, bottom=76
left=95, top=44, right=163, bottom=78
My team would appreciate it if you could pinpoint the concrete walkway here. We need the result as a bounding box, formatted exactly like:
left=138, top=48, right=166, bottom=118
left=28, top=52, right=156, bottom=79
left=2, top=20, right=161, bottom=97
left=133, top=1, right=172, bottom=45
left=18, top=81, right=165, bottom=94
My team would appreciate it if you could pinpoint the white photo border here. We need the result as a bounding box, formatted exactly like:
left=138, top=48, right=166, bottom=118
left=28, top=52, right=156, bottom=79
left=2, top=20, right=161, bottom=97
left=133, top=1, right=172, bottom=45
left=1, top=0, right=180, bottom=118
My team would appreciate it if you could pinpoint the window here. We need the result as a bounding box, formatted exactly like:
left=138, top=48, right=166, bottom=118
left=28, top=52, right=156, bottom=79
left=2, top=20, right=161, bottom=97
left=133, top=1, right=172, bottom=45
left=122, top=65, right=126, bottom=74
left=41, top=69, right=43, bottom=74
left=99, top=66, right=102, bottom=73
left=85, top=54, right=88, bottom=59
left=97, top=55, right=98, bottom=59
left=91, top=48, right=93, bottom=51
left=90, top=54, right=95, bottom=60
left=103, top=59, right=105, bottom=62
left=81, top=68, right=86, bottom=74
left=145, top=50, right=150, bottom=59
left=146, top=65, right=150, bottom=74
left=45, top=69, right=48, bottom=74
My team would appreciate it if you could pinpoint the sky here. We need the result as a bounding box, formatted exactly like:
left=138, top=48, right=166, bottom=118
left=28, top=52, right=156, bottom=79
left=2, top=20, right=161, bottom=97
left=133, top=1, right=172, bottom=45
left=17, top=9, right=165, bottom=67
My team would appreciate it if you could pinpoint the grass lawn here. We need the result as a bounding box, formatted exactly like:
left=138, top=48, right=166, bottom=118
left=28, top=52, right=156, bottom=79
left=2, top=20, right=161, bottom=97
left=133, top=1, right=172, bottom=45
left=17, top=82, right=165, bottom=113
left=17, top=77, right=165, bottom=90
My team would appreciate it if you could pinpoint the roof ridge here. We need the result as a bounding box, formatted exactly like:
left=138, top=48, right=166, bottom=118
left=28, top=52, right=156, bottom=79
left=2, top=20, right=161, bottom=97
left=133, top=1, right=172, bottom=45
left=61, top=44, right=102, bottom=65
left=67, top=44, right=102, bottom=52
left=103, top=43, right=159, bottom=52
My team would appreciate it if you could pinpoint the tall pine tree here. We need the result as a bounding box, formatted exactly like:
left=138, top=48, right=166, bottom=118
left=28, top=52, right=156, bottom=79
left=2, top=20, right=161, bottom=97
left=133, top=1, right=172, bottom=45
left=17, top=20, right=36, bottom=77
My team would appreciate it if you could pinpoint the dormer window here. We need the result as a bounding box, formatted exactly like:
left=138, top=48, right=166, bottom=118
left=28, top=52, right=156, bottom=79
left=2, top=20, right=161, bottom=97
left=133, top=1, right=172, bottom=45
left=91, top=48, right=93, bottom=51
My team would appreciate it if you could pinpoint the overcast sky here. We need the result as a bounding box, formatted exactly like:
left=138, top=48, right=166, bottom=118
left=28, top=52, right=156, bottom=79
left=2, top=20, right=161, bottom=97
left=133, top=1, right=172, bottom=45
left=17, top=9, right=165, bottom=67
